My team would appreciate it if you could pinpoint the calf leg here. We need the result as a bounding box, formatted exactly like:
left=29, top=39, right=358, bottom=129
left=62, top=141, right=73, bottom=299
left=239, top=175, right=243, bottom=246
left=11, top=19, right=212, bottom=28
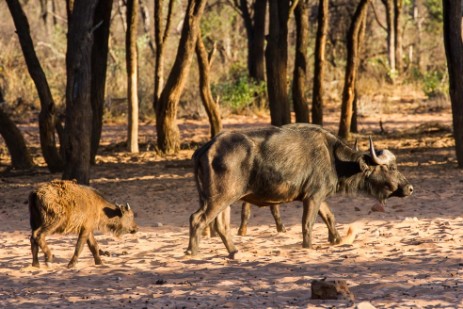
left=30, top=235, right=40, bottom=267
left=31, top=217, right=65, bottom=266
left=302, top=199, right=322, bottom=249
left=270, top=204, right=286, bottom=233
left=87, top=232, right=103, bottom=265
left=318, top=202, right=342, bottom=245
left=237, top=202, right=251, bottom=236
left=68, top=229, right=90, bottom=268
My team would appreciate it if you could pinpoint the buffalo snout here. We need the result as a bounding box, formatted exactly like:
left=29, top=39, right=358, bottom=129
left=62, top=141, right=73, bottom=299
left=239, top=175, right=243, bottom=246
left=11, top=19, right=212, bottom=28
left=392, top=183, right=413, bottom=197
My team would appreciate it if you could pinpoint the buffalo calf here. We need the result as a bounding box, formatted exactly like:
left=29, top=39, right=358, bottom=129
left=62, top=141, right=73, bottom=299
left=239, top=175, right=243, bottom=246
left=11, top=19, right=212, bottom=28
left=29, top=180, right=138, bottom=268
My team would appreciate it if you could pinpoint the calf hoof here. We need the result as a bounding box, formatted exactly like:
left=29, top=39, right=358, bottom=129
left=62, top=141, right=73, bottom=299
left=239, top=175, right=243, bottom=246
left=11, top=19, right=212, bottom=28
left=184, top=249, right=198, bottom=256
left=228, top=250, right=240, bottom=259
left=277, top=225, right=287, bottom=233
left=237, top=228, right=247, bottom=236
left=45, top=254, right=54, bottom=263
left=31, top=262, right=40, bottom=268
left=67, top=260, right=77, bottom=269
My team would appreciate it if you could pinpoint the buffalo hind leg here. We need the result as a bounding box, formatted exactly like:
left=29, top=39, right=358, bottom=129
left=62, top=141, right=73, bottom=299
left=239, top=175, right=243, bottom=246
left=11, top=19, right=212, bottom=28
left=238, top=202, right=252, bottom=236
left=318, top=202, right=342, bottom=245
left=30, top=235, right=40, bottom=267
left=302, top=199, right=322, bottom=249
left=186, top=202, right=232, bottom=256
left=214, top=206, right=237, bottom=258
left=87, top=232, right=103, bottom=265
left=68, top=229, right=90, bottom=268
left=270, top=205, right=286, bottom=233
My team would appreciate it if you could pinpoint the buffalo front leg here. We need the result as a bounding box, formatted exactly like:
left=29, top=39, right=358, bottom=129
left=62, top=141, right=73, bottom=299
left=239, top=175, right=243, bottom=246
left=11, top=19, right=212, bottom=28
left=318, top=202, right=342, bottom=245
left=68, top=229, right=90, bottom=268
left=270, top=204, right=286, bottom=233
left=87, top=232, right=103, bottom=265
left=237, top=202, right=252, bottom=236
left=302, top=199, right=321, bottom=249
left=186, top=205, right=208, bottom=256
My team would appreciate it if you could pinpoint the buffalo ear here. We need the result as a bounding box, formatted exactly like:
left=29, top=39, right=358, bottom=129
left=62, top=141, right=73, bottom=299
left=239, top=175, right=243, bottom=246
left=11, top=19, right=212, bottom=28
left=358, top=156, right=372, bottom=177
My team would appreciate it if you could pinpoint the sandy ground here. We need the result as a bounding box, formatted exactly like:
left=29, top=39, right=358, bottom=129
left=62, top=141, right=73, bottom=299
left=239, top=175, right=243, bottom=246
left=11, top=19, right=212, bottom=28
left=1, top=103, right=462, bottom=308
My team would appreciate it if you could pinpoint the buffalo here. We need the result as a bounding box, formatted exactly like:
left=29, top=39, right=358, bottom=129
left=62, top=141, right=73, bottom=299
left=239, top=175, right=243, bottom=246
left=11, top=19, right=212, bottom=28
left=186, top=123, right=413, bottom=258
left=29, top=180, right=138, bottom=268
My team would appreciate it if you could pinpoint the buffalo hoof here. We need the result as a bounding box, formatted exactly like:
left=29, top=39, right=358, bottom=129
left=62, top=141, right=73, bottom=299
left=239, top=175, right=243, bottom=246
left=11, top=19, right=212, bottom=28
left=184, top=249, right=198, bottom=256
left=277, top=225, right=287, bottom=233
left=31, top=262, right=40, bottom=268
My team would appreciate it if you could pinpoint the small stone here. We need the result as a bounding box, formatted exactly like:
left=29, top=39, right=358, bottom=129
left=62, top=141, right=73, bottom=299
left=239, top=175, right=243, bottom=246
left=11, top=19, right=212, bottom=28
left=311, top=279, right=354, bottom=301
left=356, top=301, right=376, bottom=309
left=153, top=222, right=163, bottom=227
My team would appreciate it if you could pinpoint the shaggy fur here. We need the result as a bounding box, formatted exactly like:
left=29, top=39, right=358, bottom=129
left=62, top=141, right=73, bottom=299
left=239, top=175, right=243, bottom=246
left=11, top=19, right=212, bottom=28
left=29, top=180, right=138, bottom=268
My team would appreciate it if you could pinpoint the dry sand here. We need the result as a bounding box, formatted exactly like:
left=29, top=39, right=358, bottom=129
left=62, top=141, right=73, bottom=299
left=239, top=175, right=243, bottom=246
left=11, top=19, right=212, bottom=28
left=1, top=107, right=462, bottom=308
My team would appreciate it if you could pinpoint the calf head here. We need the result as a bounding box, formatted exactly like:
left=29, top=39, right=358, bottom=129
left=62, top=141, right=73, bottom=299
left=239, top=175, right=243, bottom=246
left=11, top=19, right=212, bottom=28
left=106, top=203, right=138, bottom=236
left=359, top=137, right=413, bottom=203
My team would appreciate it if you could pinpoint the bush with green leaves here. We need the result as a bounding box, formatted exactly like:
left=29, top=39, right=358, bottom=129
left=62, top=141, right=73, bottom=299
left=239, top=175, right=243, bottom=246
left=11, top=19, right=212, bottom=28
left=212, top=66, right=266, bottom=114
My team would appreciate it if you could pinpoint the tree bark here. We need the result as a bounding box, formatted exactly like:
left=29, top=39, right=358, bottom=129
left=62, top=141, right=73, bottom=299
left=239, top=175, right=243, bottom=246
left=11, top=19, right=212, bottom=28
left=0, top=90, right=34, bottom=170
left=62, top=0, right=98, bottom=184
left=156, top=0, right=207, bottom=154
left=312, top=0, right=329, bottom=125
left=153, top=0, right=174, bottom=110
left=266, top=0, right=290, bottom=126
left=196, top=32, right=222, bottom=138
left=442, top=0, right=463, bottom=167
left=393, top=0, right=403, bottom=73
left=126, top=0, right=139, bottom=153
left=292, top=0, right=309, bottom=123
left=338, top=0, right=369, bottom=140
left=382, top=0, right=395, bottom=75
left=239, top=0, right=266, bottom=82
left=6, top=0, right=64, bottom=173
left=90, top=0, right=113, bottom=163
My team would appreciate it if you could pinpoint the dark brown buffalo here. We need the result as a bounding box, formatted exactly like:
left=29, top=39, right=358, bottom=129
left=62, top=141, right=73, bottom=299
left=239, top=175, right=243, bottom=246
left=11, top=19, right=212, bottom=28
left=187, top=124, right=413, bottom=258
left=29, top=180, right=138, bottom=268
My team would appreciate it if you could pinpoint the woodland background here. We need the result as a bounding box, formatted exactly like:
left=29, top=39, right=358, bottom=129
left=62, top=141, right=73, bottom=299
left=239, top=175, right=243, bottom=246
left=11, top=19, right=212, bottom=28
left=0, top=0, right=461, bottom=181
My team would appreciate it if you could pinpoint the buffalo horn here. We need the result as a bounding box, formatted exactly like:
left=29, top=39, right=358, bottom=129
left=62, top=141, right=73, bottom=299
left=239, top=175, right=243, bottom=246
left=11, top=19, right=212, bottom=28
left=126, top=203, right=131, bottom=210
left=369, top=136, right=395, bottom=165
left=353, top=139, right=359, bottom=151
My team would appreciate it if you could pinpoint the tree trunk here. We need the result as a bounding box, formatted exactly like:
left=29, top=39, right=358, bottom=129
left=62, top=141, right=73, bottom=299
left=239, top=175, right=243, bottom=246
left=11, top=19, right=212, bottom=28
left=266, top=0, right=290, bottom=126
left=126, top=0, right=139, bottom=153
left=62, top=0, right=98, bottom=185
left=338, top=0, right=369, bottom=140
left=156, top=0, right=207, bottom=154
left=153, top=0, right=174, bottom=111
left=393, top=0, right=403, bottom=73
left=196, top=32, right=222, bottom=138
left=239, top=0, right=266, bottom=82
left=292, top=0, right=309, bottom=123
left=90, top=0, right=113, bottom=163
left=442, top=0, right=463, bottom=167
left=6, top=0, right=64, bottom=173
left=382, top=0, right=395, bottom=75
left=0, top=90, right=34, bottom=170
left=312, top=0, right=329, bottom=125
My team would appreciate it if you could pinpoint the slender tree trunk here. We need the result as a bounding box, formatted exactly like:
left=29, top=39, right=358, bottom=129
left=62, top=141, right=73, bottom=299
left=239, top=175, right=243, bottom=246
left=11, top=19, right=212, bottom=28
left=266, top=0, right=290, bottom=126
left=153, top=0, right=174, bottom=110
left=312, top=0, right=329, bottom=125
left=442, top=0, right=463, bottom=167
left=292, top=0, right=309, bottom=123
left=90, top=0, right=113, bottom=163
left=6, top=0, right=63, bottom=173
left=239, top=0, right=266, bottom=82
left=196, top=32, right=222, bottom=137
left=0, top=90, right=34, bottom=170
left=62, top=0, right=98, bottom=185
left=338, top=0, right=369, bottom=140
left=156, top=0, right=207, bottom=154
left=382, top=0, right=395, bottom=75
left=393, top=0, right=403, bottom=73
left=126, top=0, right=139, bottom=153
